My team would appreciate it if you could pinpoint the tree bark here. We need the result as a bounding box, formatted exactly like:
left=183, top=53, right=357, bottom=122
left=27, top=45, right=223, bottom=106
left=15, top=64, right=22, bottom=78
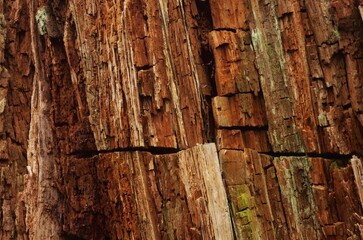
left=1, top=0, right=363, bottom=239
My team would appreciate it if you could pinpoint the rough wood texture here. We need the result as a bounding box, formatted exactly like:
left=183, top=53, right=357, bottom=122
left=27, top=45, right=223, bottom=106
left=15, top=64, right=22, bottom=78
left=61, top=143, right=232, bottom=239
left=0, top=0, right=363, bottom=239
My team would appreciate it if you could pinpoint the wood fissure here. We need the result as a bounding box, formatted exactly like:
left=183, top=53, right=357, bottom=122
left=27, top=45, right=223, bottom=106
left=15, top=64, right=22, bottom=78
left=0, top=0, right=363, bottom=239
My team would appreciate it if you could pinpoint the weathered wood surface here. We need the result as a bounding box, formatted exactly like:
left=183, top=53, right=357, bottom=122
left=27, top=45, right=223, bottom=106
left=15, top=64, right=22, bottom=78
left=0, top=0, right=362, bottom=239
left=60, top=143, right=232, bottom=240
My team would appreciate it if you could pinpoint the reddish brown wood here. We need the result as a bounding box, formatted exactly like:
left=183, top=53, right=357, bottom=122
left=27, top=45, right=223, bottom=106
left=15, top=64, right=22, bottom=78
left=0, top=0, right=362, bottom=239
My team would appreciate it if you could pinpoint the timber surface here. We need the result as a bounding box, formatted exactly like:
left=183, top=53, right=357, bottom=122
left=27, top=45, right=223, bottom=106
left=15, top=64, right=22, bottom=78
left=0, top=0, right=363, bottom=239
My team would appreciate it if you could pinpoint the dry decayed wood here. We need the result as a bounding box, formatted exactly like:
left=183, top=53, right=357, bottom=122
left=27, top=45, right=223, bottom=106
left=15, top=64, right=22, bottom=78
left=0, top=0, right=363, bottom=239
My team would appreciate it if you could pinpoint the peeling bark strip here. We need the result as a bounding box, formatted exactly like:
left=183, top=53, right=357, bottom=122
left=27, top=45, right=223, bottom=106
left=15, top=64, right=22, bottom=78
left=178, top=143, right=233, bottom=239
left=0, top=0, right=363, bottom=239
left=352, top=156, right=363, bottom=209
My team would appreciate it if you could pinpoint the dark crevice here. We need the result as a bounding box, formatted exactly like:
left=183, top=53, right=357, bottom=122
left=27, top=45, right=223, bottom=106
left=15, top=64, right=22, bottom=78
left=0, top=160, right=9, bottom=166
left=258, top=152, right=307, bottom=157
left=55, top=122, right=69, bottom=127
left=60, top=232, right=87, bottom=240
left=200, top=46, right=216, bottom=95
left=343, top=102, right=352, bottom=110
left=195, top=0, right=213, bottom=30
left=136, top=64, right=154, bottom=71
left=218, top=125, right=269, bottom=131
left=319, top=40, right=339, bottom=47
left=195, top=0, right=217, bottom=144
left=203, top=96, right=216, bottom=143
left=278, top=11, right=293, bottom=20
left=147, top=146, right=179, bottom=154
left=213, top=28, right=237, bottom=33
left=69, top=146, right=180, bottom=158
